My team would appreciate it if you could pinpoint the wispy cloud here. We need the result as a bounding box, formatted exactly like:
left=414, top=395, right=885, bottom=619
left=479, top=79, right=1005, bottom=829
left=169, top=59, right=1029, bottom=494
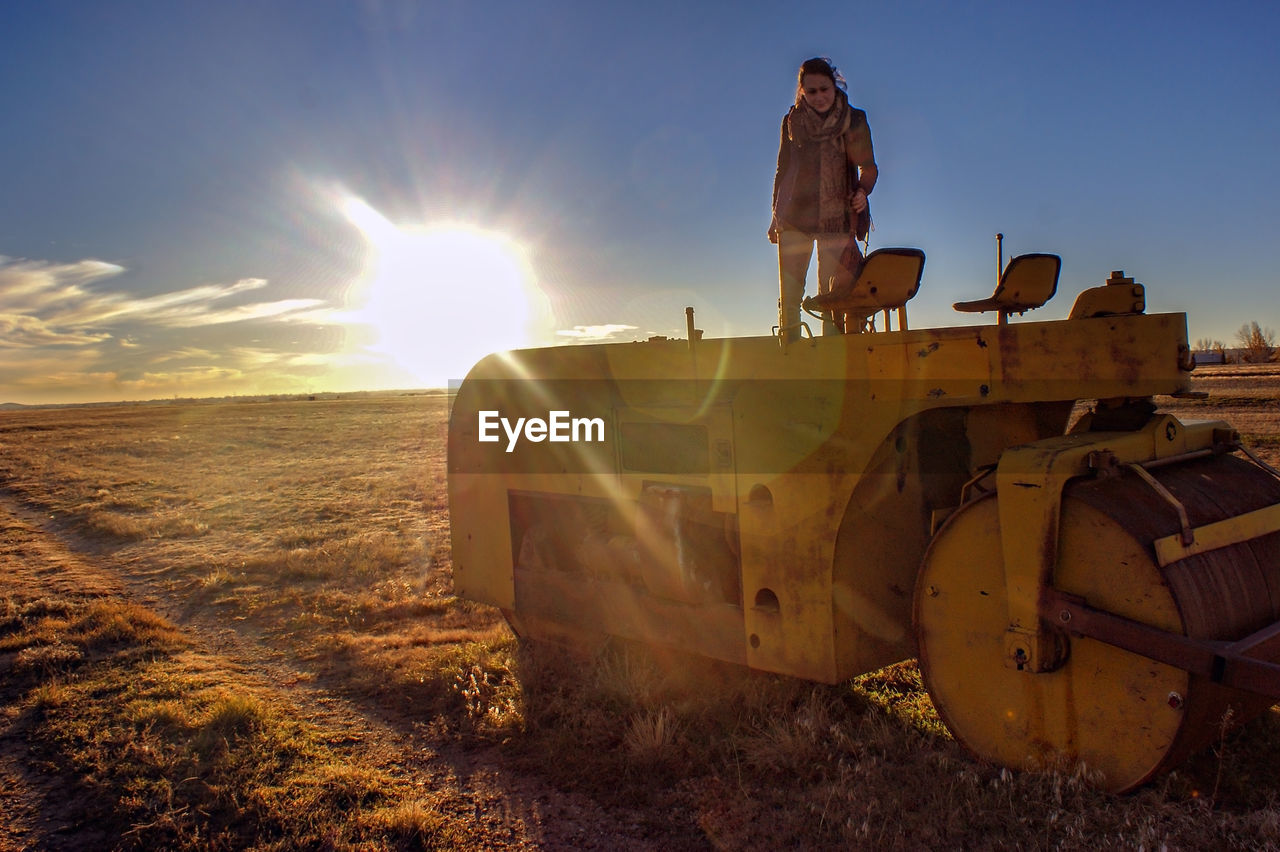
left=555, top=323, right=639, bottom=342
left=0, top=254, right=346, bottom=402
left=148, top=296, right=328, bottom=328
left=0, top=314, right=112, bottom=348
left=0, top=257, right=124, bottom=298
left=0, top=258, right=328, bottom=332
left=56, top=278, right=274, bottom=327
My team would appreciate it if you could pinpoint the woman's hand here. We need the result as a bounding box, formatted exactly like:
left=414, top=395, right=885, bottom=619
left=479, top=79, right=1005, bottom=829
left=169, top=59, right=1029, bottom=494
left=768, top=220, right=780, bottom=244
left=850, top=188, right=868, bottom=214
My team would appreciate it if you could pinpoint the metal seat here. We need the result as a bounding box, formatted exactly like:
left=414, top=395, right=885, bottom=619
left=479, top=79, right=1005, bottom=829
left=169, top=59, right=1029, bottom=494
left=803, top=247, right=926, bottom=333
left=953, top=253, right=1061, bottom=324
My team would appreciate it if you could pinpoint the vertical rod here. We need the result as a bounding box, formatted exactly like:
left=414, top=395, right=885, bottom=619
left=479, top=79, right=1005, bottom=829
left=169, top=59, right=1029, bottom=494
left=685, top=306, right=696, bottom=352
left=996, top=232, right=1004, bottom=285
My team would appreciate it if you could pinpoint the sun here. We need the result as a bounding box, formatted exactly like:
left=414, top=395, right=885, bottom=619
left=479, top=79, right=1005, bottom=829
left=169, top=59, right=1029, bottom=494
left=341, top=197, right=550, bottom=387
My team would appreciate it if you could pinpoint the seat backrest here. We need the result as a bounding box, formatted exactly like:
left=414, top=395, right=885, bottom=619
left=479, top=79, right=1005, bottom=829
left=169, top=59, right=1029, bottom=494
left=851, top=247, right=926, bottom=308
left=991, top=252, right=1060, bottom=312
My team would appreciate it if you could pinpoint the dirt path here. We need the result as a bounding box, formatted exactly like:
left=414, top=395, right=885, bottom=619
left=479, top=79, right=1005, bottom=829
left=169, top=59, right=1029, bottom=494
left=0, top=494, right=693, bottom=851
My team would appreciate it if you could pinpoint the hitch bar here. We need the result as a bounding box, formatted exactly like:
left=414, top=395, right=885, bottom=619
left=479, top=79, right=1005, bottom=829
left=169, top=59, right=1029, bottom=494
left=1043, top=588, right=1280, bottom=700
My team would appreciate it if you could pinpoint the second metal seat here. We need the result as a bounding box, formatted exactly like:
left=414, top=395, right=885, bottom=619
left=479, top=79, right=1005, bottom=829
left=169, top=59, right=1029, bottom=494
left=953, top=253, right=1061, bottom=324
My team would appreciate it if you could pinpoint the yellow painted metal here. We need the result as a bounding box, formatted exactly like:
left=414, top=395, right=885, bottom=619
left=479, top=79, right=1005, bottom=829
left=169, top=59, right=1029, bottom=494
left=449, top=304, right=1194, bottom=684
left=995, top=416, right=1228, bottom=672
left=1069, top=272, right=1146, bottom=319
left=917, top=451, right=1280, bottom=792
left=916, top=491, right=1190, bottom=792
left=1153, top=501, right=1280, bottom=567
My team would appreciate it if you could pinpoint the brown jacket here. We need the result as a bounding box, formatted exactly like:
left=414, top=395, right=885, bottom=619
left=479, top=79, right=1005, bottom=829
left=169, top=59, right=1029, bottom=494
left=772, top=104, right=877, bottom=237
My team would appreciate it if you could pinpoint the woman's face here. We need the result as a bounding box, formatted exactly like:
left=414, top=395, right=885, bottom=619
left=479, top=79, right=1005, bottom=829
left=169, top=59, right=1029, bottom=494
left=800, top=73, right=836, bottom=113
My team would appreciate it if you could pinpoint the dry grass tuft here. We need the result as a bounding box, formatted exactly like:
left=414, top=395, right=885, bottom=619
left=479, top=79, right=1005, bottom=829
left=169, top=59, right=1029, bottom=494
left=738, top=688, right=834, bottom=776
left=84, top=509, right=151, bottom=540
left=21, top=597, right=78, bottom=621
left=359, top=800, right=470, bottom=848
left=71, top=600, right=186, bottom=651
left=13, top=641, right=84, bottom=674
left=454, top=657, right=524, bottom=731
left=0, top=599, right=184, bottom=664
left=623, top=707, right=682, bottom=767
left=191, top=693, right=268, bottom=756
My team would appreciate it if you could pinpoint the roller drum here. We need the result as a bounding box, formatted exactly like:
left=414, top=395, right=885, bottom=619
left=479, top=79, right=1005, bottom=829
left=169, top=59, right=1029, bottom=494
left=916, top=454, right=1280, bottom=792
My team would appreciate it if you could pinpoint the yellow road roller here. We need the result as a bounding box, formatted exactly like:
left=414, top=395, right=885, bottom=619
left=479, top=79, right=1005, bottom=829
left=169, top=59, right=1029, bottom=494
left=447, top=248, right=1280, bottom=792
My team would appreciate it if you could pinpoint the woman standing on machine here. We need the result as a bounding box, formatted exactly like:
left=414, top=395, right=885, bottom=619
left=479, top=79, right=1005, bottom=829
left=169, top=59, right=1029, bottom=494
left=769, top=57, right=877, bottom=339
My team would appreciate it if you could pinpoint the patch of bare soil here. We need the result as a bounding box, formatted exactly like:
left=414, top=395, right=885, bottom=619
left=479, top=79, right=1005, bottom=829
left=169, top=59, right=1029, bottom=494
left=0, top=493, right=702, bottom=851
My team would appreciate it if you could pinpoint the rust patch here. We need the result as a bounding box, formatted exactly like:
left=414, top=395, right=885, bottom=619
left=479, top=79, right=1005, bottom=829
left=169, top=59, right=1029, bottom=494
left=997, top=325, right=1020, bottom=375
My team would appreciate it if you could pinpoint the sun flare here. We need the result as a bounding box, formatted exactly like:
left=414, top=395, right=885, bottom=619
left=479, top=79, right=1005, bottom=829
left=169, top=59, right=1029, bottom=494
left=341, top=197, right=549, bottom=387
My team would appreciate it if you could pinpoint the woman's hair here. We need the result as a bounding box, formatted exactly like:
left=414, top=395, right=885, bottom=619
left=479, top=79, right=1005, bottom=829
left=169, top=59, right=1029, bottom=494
left=794, top=57, right=848, bottom=106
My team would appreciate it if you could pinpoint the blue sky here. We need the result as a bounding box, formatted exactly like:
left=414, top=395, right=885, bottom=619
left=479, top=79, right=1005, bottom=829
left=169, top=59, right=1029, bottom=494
left=2, top=0, right=1277, bottom=403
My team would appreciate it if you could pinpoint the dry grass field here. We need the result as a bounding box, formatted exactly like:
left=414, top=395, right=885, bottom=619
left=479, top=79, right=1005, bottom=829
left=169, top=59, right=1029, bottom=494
left=2, top=365, right=1280, bottom=850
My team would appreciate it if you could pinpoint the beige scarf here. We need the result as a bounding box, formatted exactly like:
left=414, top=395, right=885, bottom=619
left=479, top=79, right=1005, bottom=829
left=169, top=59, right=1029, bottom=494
left=786, top=90, right=852, bottom=232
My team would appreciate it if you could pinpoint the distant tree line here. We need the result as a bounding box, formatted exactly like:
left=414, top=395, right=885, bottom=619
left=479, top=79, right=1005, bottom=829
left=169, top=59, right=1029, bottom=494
left=1193, top=321, right=1277, bottom=364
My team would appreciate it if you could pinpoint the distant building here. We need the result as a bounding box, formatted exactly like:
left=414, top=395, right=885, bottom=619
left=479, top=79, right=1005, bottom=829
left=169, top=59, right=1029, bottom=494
left=1193, top=350, right=1225, bottom=365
